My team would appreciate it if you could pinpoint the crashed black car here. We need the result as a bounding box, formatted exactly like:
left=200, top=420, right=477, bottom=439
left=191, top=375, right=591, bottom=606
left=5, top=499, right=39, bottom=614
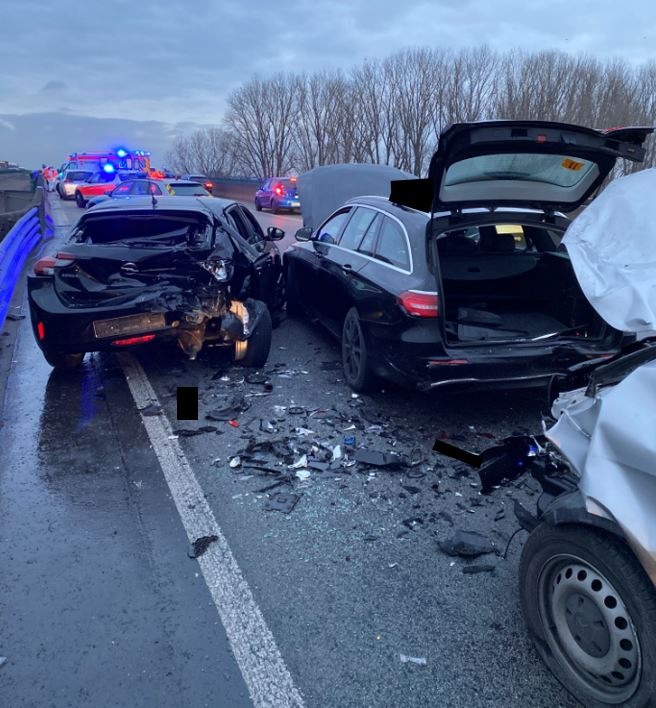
left=28, top=196, right=285, bottom=368
left=287, top=122, right=653, bottom=392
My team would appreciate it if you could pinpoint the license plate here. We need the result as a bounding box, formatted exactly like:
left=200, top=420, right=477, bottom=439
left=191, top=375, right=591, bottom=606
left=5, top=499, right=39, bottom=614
left=292, top=202, right=300, bottom=207
left=93, top=312, right=167, bottom=339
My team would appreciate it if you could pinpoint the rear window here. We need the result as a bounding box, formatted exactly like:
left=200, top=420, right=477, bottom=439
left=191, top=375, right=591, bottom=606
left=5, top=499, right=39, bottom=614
left=374, top=217, right=410, bottom=270
left=72, top=214, right=212, bottom=245
left=278, top=179, right=297, bottom=190
left=187, top=175, right=207, bottom=182
left=167, top=183, right=210, bottom=196
left=445, top=154, right=596, bottom=189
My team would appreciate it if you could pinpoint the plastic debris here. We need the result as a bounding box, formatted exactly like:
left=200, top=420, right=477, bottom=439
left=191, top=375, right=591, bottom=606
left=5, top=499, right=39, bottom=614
left=228, top=420, right=240, bottom=428
left=399, top=654, right=427, bottom=665
left=438, top=530, right=496, bottom=558
left=188, top=535, right=219, bottom=558
left=229, top=456, right=241, bottom=468
left=273, top=405, right=287, bottom=417
left=140, top=403, right=162, bottom=416
left=288, top=405, right=306, bottom=415
left=331, top=445, right=343, bottom=461
left=462, top=564, right=496, bottom=574
left=205, top=394, right=250, bottom=421
left=295, top=469, right=311, bottom=481
left=172, top=426, right=217, bottom=436
left=0, top=657, right=6, bottom=668
left=293, top=427, right=315, bottom=436
left=264, top=492, right=301, bottom=513
left=6, top=313, right=25, bottom=321
left=290, top=454, right=308, bottom=469
left=354, top=449, right=408, bottom=469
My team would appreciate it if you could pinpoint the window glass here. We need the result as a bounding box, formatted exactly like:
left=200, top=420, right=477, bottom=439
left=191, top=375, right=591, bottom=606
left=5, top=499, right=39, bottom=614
left=132, top=181, right=153, bottom=195
left=339, top=207, right=378, bottom=251
left=316, top=209, right=350, bottom=244
left=374, top=217, right=410, bottom=270
left=112, top=183, right=131, bottom=196
left=358, top=213, right=382, bottom=255
left=238, top=206, right=265, bottom=248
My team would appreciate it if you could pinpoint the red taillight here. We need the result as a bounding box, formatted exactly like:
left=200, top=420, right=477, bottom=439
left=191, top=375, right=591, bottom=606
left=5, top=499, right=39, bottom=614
left=111, top=334, right=157, bottom=347
left=34, top=252, right=75, bottom=276
left=398, top=291, right=439, bottom=318
left=36, top=321, right=45, bottom=341
left=205, top=181, right=213, bottom=190
left=274, top=185, right=284, bottom=196
left=536, top=134, right=547, bottom=143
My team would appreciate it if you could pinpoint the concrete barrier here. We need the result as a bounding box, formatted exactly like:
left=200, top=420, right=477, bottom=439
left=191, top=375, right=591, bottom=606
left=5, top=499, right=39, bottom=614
left=210, top=177, right=261, bottom=204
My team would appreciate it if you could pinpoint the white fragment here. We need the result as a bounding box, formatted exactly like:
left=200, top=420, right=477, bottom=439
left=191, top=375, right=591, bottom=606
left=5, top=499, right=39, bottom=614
left=229, top=456, right=241, bottom=468
left=295, top=469, right=311, bottom=481
left=399, top=654, right=427, bottom=665
left=289, top=454, right=308, bottom=469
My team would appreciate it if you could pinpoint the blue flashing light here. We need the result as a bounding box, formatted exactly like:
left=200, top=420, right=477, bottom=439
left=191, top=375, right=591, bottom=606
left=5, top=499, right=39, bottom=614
left=103, top=163, right=116, bottom=173
left=116, top=148, right=128, bottom=158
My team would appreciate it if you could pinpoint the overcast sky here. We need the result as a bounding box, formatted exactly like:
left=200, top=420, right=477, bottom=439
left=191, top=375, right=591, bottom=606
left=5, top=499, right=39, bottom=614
left=2, top=0, right=655, bottom=167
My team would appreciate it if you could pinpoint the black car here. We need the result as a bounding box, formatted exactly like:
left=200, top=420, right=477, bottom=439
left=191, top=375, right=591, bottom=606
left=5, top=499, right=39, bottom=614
left=284, top=121, right=653, bottom=391
left=28, top=196, right=285, bottom=369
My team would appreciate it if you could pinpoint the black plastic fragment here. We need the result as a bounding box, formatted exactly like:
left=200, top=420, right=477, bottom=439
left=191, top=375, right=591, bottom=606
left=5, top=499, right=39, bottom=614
left=140, top=403, right=162, bottom=416
left=173, top=427, right=216, bottom=436
left=513, top=499, right=539, bottom=531
left=6, top=313, right=25, bottom=321
left=205, top=394, right=250, bottom=421
left=264, top=492, right=300, bottom=514
left=462, top=564, right=496, bottom=574
left=188, top=535, right=218, bottom=558
left=354, top=449, right=408, bottom=469
left=438, top=530, right=495, bottom=558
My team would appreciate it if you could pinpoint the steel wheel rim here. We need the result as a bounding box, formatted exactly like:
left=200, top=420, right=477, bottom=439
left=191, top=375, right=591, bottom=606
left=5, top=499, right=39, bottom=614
left=538, top=553, right=641, bottom=704
left=343, top=316, right=362, bottom=382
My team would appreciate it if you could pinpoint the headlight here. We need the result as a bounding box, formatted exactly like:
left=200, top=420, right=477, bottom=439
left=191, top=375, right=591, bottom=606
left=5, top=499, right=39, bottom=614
left=201, top=257, right=233, bottom=282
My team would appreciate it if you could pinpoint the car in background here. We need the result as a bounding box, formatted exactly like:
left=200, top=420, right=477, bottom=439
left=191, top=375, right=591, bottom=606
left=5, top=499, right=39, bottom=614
left=86, top=179, right=210, bottom=208
left=27, top=196, right=286, bottom=369
left=74, top=171, right=147, bottom=208
left=56, top=169, right=94, bottom=200
left=284, top=122, right=653, bottom=392
left=182, top=174, right=214, bottom=193
left=255, top=177, right=300, bottom=213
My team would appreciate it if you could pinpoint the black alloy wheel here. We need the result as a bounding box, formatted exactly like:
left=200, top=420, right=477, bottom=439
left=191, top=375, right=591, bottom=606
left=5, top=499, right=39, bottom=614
left=341, top=307, right=376, bottom=392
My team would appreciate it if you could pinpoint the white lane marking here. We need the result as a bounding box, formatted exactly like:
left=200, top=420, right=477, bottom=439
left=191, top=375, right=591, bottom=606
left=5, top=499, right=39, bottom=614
left=118, top=353, right=304, bottom=708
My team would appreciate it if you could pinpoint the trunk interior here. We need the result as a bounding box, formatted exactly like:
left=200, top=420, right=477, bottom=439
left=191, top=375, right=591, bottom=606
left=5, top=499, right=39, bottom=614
left=436, top=221, right=609, bottom=345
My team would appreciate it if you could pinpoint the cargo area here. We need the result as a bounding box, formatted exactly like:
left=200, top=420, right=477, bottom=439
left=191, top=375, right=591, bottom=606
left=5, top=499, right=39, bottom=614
left=436, top=222, right=607, bottom=344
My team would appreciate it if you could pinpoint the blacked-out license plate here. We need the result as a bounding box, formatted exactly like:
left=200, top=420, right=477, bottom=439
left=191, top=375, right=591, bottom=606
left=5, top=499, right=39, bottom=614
left=93, top=312, right=167, bottom=339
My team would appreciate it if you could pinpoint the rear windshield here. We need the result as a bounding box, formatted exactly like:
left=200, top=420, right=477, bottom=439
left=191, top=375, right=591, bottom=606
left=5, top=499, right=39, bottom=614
left=66, top=171, right=92, bottom=181
left=445, top=154, right=596, bottom=189
left=187, top=175, right=207, bottom=182
left=72, top=214, right=212, bottom=246
left=167, top=183, right=210, bottom=196
left=278, top=179, right=297, bottom=190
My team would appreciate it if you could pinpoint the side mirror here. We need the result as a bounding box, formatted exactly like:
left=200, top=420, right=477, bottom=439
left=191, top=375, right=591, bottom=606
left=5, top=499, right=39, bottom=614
left=265, top=226, right=285, bottom=241
left=294, top=226, right=313, bottom=242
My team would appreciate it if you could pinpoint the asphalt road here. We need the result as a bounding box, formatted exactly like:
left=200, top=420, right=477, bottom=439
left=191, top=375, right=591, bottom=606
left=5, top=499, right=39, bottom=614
left=0, top=195, right=579, bottom=708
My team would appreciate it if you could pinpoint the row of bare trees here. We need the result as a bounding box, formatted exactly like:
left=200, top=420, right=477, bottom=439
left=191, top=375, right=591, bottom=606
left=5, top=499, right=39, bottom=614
left=167, top=47, right=656, bottom=178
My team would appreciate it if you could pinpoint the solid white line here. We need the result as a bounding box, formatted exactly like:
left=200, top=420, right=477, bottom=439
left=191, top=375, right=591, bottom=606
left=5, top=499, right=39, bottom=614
left=118, top=353, right=305, bottom=708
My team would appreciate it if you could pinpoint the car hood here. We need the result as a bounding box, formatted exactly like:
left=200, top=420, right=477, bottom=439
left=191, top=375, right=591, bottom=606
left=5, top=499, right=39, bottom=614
left=297, top=163, right=415, bottom=228
left=563, top=168, right=656, bottom=337
left=390, top=121, right=653, bottom=214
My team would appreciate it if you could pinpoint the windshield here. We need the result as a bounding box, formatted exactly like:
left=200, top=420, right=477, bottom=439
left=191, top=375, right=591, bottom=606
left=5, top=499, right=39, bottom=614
left=72, top=214, right=212, bottom=245
left=167, top=183, right=210, bottom=196
left=65, top=171, right=92, bottom=182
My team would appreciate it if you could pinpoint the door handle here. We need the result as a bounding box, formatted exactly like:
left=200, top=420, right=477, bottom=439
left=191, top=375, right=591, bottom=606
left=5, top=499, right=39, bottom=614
left=341, top=263, right=353, bottom=273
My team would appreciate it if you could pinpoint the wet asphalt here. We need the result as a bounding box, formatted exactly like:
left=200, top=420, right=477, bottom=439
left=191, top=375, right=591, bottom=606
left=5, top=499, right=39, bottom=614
left=0, top=196, right=580, bottom=707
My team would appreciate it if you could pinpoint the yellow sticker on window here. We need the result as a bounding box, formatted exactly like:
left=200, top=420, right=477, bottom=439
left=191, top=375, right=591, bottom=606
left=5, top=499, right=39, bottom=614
left=562, top=158, right=585, bottom=171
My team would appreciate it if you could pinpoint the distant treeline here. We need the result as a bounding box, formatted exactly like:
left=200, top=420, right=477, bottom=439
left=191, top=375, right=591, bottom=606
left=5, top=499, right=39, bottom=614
left=167, top=47, right=656, bottom=179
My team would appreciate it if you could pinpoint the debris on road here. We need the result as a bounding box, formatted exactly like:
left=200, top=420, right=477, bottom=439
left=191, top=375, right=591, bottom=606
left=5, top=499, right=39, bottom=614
left=295, top=469, right=311, bottom=481
left=438, top=530, right=496, bottom=558
left=140, top=403, right=162, bottom=416
left=354, top=449, right=408, bottom=469
left=205, top=394, right=250, bottom=421
left=6, top=313, right=25, bottom=321
left=399, top=654, right=427, bottom=665
left=172, top=426, right=217, bottom=436
left=462, top=564, right=496, bottom=574
left=229, top=456, right=241, bottom=468
left=188, top=535, right=219, bottom=558
left=264, top=492, right=301, bottom=514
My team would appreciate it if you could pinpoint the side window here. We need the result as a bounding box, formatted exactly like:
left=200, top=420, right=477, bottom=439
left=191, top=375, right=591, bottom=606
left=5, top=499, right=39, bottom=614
left=315, top=209, right=351, bottom=244
left=149, top=182, right=162, bottom=195
left=374, top=217, right=410, bottom=270
left=338, top=207, right=378, bottom=251
left=113, top=183, right=131, bottom=196
left=238, top=206, right=265, bottom=248
left=358, top=213, right=382, bottom=256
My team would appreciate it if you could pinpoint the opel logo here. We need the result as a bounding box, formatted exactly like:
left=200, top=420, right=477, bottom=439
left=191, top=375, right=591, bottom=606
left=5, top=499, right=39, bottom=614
left=121, top=262, right=139, bottom=275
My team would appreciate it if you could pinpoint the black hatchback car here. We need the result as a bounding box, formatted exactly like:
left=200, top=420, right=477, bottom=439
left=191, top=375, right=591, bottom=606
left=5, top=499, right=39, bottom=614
left=28, top=196, right=285, bottom=369
left=284, top=121, right=653, bottom=391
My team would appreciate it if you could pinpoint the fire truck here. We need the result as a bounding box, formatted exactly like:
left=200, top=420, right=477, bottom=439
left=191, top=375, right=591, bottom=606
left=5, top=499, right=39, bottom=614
left=59, top=148, right=151, bottom=176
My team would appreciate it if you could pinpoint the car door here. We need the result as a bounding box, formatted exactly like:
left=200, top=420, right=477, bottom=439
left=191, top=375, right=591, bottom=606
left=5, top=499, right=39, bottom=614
left=319, top=206, right=380, bottom=324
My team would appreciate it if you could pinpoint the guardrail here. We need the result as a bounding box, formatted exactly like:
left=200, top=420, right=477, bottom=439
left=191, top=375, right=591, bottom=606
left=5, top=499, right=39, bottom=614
left=0, top=195, right=54, bottom=329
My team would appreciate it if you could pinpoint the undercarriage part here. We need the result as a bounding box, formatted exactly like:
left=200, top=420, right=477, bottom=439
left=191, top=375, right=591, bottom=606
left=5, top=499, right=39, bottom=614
left=177, top=323, right=206, bottom=360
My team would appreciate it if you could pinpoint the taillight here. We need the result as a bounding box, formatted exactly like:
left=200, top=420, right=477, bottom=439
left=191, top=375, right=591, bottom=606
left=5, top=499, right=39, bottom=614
left=34, top=252, right=75, bottom=276
left=111, top=334, right=156, bottom=347
left=274, top=185, right=285, bottom=196
left=36, top=321, right=46, bottom=340
left=398, top=290, right=439, bottom=318
left=205, top=181, right=213, bottom=190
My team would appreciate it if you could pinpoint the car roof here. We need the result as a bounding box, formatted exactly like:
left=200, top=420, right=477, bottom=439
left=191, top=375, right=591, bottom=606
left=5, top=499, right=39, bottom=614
left=81, top=195, right=236, bottom=216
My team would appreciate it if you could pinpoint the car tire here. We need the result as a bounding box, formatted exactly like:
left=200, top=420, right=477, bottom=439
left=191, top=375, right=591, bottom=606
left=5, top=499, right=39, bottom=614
left=75, top=191, right=86, bottom=208
left=341, top=307, right=376, bottom=392
left=272, top=200, right=280, bottom=214
left=519, top=523, right=656, bottom=707
left=255, top=199, right=262, bottom=212
left=285, top=263, right=303, bottom=318
left=42, top=350, right=84, bottom=370
left=238, top=305, right=272, bottom=368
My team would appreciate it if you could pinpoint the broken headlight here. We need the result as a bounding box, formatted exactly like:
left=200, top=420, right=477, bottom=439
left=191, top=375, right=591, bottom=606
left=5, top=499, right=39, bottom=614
left=202, top=257, right=233, bottom=283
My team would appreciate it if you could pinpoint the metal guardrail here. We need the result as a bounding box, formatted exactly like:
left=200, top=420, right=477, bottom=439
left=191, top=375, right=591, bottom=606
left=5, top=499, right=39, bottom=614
left=0, top=196, right=54, bottom=329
